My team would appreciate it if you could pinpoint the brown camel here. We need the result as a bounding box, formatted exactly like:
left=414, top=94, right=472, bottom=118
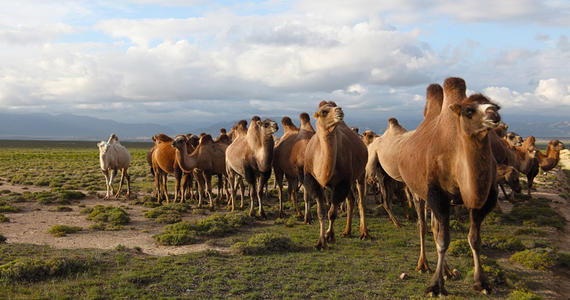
left=171, top=134, right=228, bottom=208
left=496, top=164, right=521, bottom=200
left=505, top=132, right=523, bottom=147
left=303, top=101, right=369, bottom=250
left=378, top=78, right=501, bottom=295
left=535, top=138, right=565, bottom=172
left=151, top=134, right=183, bottom=203
left=273, top=113, right=315, bottom=219
left=225, top=116, right=278, bottom=218
left=361, top=130, right=378, bottom=146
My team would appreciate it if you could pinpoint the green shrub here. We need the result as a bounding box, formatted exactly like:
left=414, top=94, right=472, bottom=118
left=449, top=220, right=468, bottom=232
left=0, top=200, right=20, bottom=213
left=514, top=228, right=546, bottom=236
left=508, top=289, right=542, bottom=300
left=510, top=249, right=555, bottom=270
left=0, top=214, right=9, bottom=223
left=500, top=198, right=566, bottom=230
left=555, top=252, right=570, bottom=269
left=84, top=205, right=130, bottom=226
left=48, top=225, right=82, bottom=237
left=0, top=256, right=90, bottom=282
left=154, top=212, right=254, bottom=246
left=484, top=237, right=526, bottom=252
left=448, top=239, right=471, bottom=257
left=143, top=203, right=189, bottom=224
left=56, top=206, right=73, bottom=212
left=231, top=233, right=301, bottom=255
left=34, top=190, right=85, bottom=205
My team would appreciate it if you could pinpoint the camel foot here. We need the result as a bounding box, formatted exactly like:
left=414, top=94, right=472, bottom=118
left=415, top=261, right=432, bottom=273
left=258, top=210, right=267, bottom=220
left=303, top=218, right=312, bottom=225
left=443, top=263, right=453, bottom=279
left=208, top=205, right=215, bottom=211
left=249, top=210, right=255, bottom=217
left=314, top=236, right=328, bottom=251
left=325, top=231, right=336, bottom=243
left=341, top=230, right=351, bottom=237
left=425, top=283, right=447, bottom=297
left=359, top=229, right=372, bottom=240
left=473, top=279, right=491, bottom=294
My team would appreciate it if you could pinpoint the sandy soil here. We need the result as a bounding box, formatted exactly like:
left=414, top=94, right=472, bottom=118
left=0, top=182, right=229, bottom=256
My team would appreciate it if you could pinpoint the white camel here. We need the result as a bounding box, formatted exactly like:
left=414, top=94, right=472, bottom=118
left=98, top=133, right=131, bottom=199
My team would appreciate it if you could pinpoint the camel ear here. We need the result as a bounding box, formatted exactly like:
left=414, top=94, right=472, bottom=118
left=318, top=100, right=328, bottom=107
left=448, top=104, right=462, bottom=116
left=256, top=120, right=262, bottom=126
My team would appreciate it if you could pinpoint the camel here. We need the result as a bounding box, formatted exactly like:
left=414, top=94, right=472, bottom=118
left=492, top=122, right=508, bottom=138
left=171, top=134, right=228, bottom=208
left=377, top=78, right=501, bottom=295
left=361, top=130, right=378, bottom=146
left=496, top=164, right=521, bottom=200
left=214, top=128, right=231, bottom=144
left=225, top=116, right=278, bottom=218
left=273, top=113, right=315, bottom=219
left=505, top=132, right=523, bottom=147
left=303, top=101, right=369, bottom=250
left=98, top=133, right=131, bottom=199
left=151, top=134, right=187, bottom=203
left=535, top=138, right=565, bottom=172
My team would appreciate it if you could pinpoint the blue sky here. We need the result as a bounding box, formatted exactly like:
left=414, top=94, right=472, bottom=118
left=0, top=0, right=568, bottom=128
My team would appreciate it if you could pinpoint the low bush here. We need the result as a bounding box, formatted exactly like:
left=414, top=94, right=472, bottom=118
left=143, top=203, right=189, bottom=224
left=0, top=214, right=9, bottom=223
left=0, top=200, right=20, bottom=213
left=83, top=205, right=130, bottom=226
left=448, top=239, right=471, bottom=257
left=508, top=289, right=543, bottom=300
left=231, top=233, right=301, bottom=255
left=484, top=236, right=526, bottom=252
left=0, top=256, right=90, bottom=282
left=510, top=249, right=555, bottom=270
left=48, top=225, right=82, bottom=237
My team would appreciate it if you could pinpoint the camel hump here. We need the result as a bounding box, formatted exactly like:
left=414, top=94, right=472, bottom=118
left=200, top=134, right=214, bottom=144
left=154, top=134, right=173, bottom=143
left=281, top=116, right=294, bottom=127
left=443, top=77, right=466, bottom=104
left=426, top=84, right=443, bottom=100
left=388, top=118, right=399, bottom=126
left=350, top=127, right=359, bottom=134
left=237, top=120, right=247, bottom=127
left=220, top=128, right=227, bottom=134
left=318, top=100, right=337, bottom=108
left=251, top=116, right=261, bottom=122
left=300, top=112, right=310, bottom=122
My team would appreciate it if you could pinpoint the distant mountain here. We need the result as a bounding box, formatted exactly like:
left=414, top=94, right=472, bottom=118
left=0, top=112, right=175, bottom=141
left=0, top=112, right=568, bottom=141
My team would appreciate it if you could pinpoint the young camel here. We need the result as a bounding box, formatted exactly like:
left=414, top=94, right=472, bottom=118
left=496, top=164, right=522, bottom=200
left=304, top=101, right=369, bottom=250
left=171, top=134, right=228, bottom=208
left=98, top=133, right=131, bottom=199
left=225, top=116, right=278, bottom=218
left=535, top=138, right=565, bottom=172
left=378, top=78, right=501, bottom=295
left=273, top=113, right=315, bottom=219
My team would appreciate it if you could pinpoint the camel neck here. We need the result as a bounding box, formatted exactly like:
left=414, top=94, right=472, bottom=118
left=255, top=135, right=274, bottom=172
left=174, top=145, right=197, bottom=173
left=315, top=127, right=338, bottom=185
left=456, top=131, right=494, bottom=209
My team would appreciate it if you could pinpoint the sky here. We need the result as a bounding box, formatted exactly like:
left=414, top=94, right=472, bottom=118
left=0, top=0, right=569, bottom=129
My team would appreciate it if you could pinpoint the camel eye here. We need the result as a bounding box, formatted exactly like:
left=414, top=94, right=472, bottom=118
left=264, top=123, right=269, bottom=128
left=321, top=110, right=328, bottom=116
left=464, top=107, right=475, bottom=117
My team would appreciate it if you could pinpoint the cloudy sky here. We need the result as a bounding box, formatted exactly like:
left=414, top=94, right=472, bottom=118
left=1, top=0, right=569, bottom=129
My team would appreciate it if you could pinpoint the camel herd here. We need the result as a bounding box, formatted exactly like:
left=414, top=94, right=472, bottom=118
left=97, top=77, right=565, bottom=296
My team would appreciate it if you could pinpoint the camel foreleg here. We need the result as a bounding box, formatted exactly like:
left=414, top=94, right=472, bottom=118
left=413, top=196, right=431, bottom=273
left=115, top=168, right=125, bottom=198
left=425, top=185, right=450, bottom=297
left=356, top=178, right=371, bottom=239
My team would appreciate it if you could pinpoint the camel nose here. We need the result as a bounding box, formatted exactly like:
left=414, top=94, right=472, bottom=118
left=486, top=108, right=501, bottom=124
left=334, top=107, right=344, bottom=120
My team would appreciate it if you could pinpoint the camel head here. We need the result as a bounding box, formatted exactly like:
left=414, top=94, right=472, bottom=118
left=256, top=118, right=279, bottom=137
left=505, top=132, right=523, bottom=147
left=551, top=139, right=565, bottom=151
left=314, top=101, right=344, bottom=132
left=521, top=136, right=538, bottom=158
left=97, top=141, right=110, bottom=155
left=448, top=94, right=501, bottom=138
left=362, top=130, right=378, bottom=145
left=220, top=128, right=227, bottom=135
left=171, top=135, right=188, bottom=151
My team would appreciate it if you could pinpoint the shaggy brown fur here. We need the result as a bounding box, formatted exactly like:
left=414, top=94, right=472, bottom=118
left=505, top=132, right=523, bottom=147
left=304, top=101, right=369, bottom=250
left=151, top=134, right=184, bottom=203
left=273, top=113, right=315, bottom=219
left=225, top=117, right=278, bottom=218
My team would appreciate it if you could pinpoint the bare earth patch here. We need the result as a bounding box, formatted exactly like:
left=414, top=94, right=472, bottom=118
left=0, top=181, right=229, bottom=256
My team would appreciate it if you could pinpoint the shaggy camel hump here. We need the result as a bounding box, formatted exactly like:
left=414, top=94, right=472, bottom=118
left=423, top=84, right=443, bottom=119
left=281, top=116, right=299, bottom=134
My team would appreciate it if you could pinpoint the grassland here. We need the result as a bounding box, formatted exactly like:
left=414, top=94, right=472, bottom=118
left=0, top=140, right=568, bottom=299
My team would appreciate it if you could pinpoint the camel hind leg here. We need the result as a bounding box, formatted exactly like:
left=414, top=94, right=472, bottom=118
left=425, top=184, right=450, bottom=297
left=355, top=177, right=371, bottom=239
left=275, top=168, right=285, bottom=218
left=304, top=172, right=327, bottom=250
left=115, top=168, right=126, bottom=198
left=413, top=195, right=431, bottom=273
left=101, top=169, right=111, bottom=199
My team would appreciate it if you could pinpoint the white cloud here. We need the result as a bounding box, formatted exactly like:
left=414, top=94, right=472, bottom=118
left=484, top=78, right=570, bottom=109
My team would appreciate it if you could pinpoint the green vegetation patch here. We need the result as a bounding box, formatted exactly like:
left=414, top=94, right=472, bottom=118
left=0, top=200, right=20, bottom=213
left=449, top=220, right=469, bottom=233
left=448, top=239, right=471, bottom=257
left=48, top=225, right=82, bottom=237
left=0, top=214, right=9, bottom=223
left=33, top=189, right=85, bottom=205
left=231, top=233, right=301, bottom=255
left=81, top=205, right=130, bottom=230
left=0, top=256, right=91, bottom=283
left=510, top=249, right=555, bottom=270
left=508, top=288, right=543, bottom=300
left=143, top=203, right=190, bottom=224
left=484, top=236, right=526, bottom=252
left=498, top=198, right=566, bottom=230
left=155, top=212, right=254, bottom=246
